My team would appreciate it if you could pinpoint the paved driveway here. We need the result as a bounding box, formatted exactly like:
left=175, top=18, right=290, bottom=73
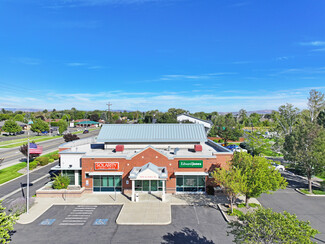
left=258, top=172, right=325, bottom=243
left=11, top=205, right=233, bottom=244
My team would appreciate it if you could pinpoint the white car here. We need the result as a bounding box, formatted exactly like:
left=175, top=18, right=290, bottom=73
left=271, top=162, right=285, bottom=171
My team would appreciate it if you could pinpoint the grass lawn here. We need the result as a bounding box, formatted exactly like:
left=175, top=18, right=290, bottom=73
left=0, top=150, right=59, bottom=185
left=300, top=188, right=325, bottom=195
left=315, top=175, right=325, bottom=181
left=0, top=135, right=61, bottom=148
left=0, top=162, right=26, bottom=185
left=0, top=128, right=99, bottom=148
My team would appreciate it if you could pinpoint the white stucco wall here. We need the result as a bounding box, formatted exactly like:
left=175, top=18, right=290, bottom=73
left=60, top=153, right=84, bottom=169
left=177, top=115, right=212, bottom=129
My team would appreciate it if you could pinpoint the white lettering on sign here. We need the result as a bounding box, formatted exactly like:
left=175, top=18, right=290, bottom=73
left=138, top=175, right=159, bottom=180
left=95, top=162, right=119, bottom=170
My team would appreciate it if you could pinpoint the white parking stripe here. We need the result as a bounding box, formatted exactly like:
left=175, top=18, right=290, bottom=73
left=62, top=220, right=87, bottom=223
left=65, top=217, right=89, bottom=220
left=59, top=223, right=85, bottom=226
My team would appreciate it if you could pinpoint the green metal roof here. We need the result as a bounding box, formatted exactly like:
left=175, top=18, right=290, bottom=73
left=96, top=124, right=207, bottom=143
left=76, top=121, right=99, bottom=125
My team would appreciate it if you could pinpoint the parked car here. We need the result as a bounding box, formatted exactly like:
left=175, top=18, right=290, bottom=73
left=226, top=144, right=248, bottom=153
left=271, top=162, right=285, bottom=171
left=83, top=129, right=89, bottom=134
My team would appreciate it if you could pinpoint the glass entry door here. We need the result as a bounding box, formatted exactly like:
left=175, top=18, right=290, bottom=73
left=134, top=180, right=164, bottom=192
left=151, top=180, right=158, bottom=191
left=142, top=180, right=150, bottom=191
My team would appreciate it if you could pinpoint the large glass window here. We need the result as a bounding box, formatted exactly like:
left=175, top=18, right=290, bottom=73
left=176, top=175, right=206, bottom=192
left=93, top=175, right=122, bottom=192
left=134, top=180, right=164, bottom=192
left=62, top=170, right=75, bottom=185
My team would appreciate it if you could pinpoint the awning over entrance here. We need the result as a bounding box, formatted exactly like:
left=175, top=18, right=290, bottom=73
left=129, top=162, right=168, bottom=180
left=174, top=172, right=208, bottom=176
left=89, top=172, right=123, bottom=176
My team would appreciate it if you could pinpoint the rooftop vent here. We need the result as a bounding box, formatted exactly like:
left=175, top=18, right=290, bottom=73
left=116, top=145, right=124, bottom=152
left=174, top=148, right=179, bottom=155
left=194, top=144, right=202, bottom=152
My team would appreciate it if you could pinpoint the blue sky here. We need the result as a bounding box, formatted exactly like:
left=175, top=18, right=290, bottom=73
left=0, top=0, right=325, bottom=112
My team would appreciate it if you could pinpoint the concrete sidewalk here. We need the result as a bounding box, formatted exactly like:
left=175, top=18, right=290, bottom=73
left=17, top=192, right=230, bottom=225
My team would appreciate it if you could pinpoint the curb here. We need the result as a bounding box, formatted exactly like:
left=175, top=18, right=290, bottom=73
left=217, top=203, right=230, bottom=223
left=0, top=160, right=59, bottom=187
left=295, top=188, right=325, bottom=197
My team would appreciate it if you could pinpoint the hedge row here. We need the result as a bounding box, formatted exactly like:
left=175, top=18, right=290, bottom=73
left=29, top=151, right=60, bottom=170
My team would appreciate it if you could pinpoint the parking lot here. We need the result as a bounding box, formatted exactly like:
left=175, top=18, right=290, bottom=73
left=258, top=172, right=325, bottom=243
left=11, top=205, right=233, bottom=244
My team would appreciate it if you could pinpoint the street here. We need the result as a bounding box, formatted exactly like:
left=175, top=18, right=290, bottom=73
left=0, top=129, right=99, bottom=168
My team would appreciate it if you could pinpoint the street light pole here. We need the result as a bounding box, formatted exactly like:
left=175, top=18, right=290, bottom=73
left=26, top=131, right=30, bottom=214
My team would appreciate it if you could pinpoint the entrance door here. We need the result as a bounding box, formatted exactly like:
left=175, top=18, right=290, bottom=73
left=143, top=180, right=150, bottom=191
left=151, top=180, right=158, bottom=191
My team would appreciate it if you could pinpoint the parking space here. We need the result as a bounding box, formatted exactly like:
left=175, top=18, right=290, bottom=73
left=12, top=205, right=233, bottom=244
left=258, top=173, right=325, bottom=243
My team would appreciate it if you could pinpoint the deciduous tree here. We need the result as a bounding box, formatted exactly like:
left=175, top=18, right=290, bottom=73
left=211, top=113, right=242, bottom=146
left=244, top=129, right=271, bottom=156
left=0, top=200, right=17, bottom=244
left=308, top=89, right=325, bottom=123
left=228, top=207, right=319, bottom=244
left=231, top=152, right=287, bottom=207
left=283, top=122, right=325, bottom=193
left=58, top=120, right=68, bottom=135
left=212, top=166, right=246, bottom=213
left=63, top=133, right=80, bottom=142
left=30, top=119, right=49, bottom=135
left=2, top=120, right=21, bottom=134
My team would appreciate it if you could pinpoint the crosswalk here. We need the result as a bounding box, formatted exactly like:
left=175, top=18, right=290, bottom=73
left=59, top=205, right=97, bottom=226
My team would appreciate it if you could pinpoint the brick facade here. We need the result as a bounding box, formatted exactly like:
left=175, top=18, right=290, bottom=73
left=81, top=147, right=232, bottom=194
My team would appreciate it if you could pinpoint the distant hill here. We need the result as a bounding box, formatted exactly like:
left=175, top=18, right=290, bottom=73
left=2, top=108, right=43, bottom=112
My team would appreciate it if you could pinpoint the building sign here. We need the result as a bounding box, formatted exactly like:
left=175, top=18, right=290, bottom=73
left=94, top=162, right=119, bottom=170
left=178, top=160, right=203, bottom=168
left=138, top=175, right=159, bottom=180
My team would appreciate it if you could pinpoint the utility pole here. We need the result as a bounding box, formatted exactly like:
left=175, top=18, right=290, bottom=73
left=106, top=102, right=112, bottom=124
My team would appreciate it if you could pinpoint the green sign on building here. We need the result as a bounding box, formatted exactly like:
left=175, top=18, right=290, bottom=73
left=178, top=160, right=203, bottom=168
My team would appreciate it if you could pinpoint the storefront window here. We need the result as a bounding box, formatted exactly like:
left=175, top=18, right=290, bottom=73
left=93, top=175, right=122, bottom=192
left=135, top=180, right=164, bottom=192
left=62, top=170, right=75, bottom=185
left=176, top=175, right=206, bottom=192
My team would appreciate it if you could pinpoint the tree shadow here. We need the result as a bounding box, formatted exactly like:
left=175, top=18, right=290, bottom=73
left=162, top=227, right=215, bottom=244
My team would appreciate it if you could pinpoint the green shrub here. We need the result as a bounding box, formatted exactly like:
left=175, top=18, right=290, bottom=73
left=52, top=174, right=70, bottom=189
left=237, top=203, right=245, bottom=208
left=228, top=208, right=244, bottom=217
left=248, top=203, right=260, bottom=208
left=49, top=158, right=54, bottom=163
left=50, top=153, right=60, bottom=160
left=36, top=156, right=49, bottom=166
left=29, top=161, right=38, bottom=170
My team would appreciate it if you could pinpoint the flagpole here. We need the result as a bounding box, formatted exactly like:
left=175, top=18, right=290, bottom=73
left=26, top=131, right=30, bottom=214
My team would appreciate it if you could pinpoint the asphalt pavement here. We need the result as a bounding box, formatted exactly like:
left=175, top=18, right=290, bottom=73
left=11, top=205, right=233, bottom=244
left=0, top=162, right=58, bottom=208
left=258, top=171, right=325, bottom=243
left=0, top=129, right=99, bottom=168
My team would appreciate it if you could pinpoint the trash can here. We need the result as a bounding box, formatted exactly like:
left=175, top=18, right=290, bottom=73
left=135, top=193, right=139, bottom=202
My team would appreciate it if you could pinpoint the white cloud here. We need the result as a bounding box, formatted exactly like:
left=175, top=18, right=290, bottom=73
left=66, top=62, right=87, bottom=66
left=299, top=41, right=325, bottom=46
left=2, top=87, right=324, bottom=112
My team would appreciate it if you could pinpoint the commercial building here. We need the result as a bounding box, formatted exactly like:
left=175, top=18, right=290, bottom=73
left=53, top=124, right=232, bottom=201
